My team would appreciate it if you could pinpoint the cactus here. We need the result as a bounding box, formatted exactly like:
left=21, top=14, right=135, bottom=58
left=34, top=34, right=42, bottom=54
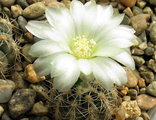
left=46, top=80, right=119, bottom=120
left=0, top=16, right=19, bottom=78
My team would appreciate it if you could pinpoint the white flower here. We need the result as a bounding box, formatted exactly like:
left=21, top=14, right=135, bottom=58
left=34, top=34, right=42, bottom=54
left=26, top=0, right=136, bottom=92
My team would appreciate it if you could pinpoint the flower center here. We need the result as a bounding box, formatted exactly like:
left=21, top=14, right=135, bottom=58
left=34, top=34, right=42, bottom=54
left=72, top=35, right=96, bottom=59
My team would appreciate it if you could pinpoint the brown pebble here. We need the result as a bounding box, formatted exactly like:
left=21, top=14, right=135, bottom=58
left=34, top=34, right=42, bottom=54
left=11, top=5, right=23, bottom=18
left=147, top=59, right=156, bottom=72
left=121, top=0, right=136, bottom=7
left=123, top=7, right=134, bottom=17
left=138, top=78, right=146, bottom=88
left=140, top=72, right=154, bottom=83
left=24, top=64, right=45, bottom=83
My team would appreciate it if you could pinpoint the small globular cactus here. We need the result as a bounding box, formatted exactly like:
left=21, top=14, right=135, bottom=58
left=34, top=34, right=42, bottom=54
left=46, top=80, right=119, bottom=120
left=0, top=16, right=19, bottom=78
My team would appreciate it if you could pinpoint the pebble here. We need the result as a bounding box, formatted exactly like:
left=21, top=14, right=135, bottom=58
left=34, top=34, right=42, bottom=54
left=127, top=89, right=138, bottom=99
left=11, top=5, right=23, bottom=18
left=138, top=78, right=146, bottom=88
left=149, top=0, right=156, bottom=5
left=132, top=56, right=145, bottom=68
left=144, top=46, right=154, bottom=56
left=138, top=42, right=147, bottom=50
left=23, top=2, right=45, bottom=19
left=120, top=87, right=128, bottom=96
left=30, top=84, right=47, bottom=101
left=16, top=0, right=29, bottom=9
left=137, top=0, right=146, bottom=9
left=1, top=111, right=12, bottom=120
left=24, top=64, right=46, bottom=83
left=140, top=111, right=150, bottom=120
left=139, top=88, right=147, bottom=94
left=120, top=100, right=141, bottom=119
left=124, top=67, right=138, bottom=88
left=40, top=116, right=50, bottom=120
left=31, top=101, right=48, bottom=116
left=131, top=47, right=144, bottom=55
left=133, top=117, right=144, bottom=120
left=130, top=14, right=150, bottom=35
left=0, top=79, right=15, bottom=103
left=147, top=59, right=156, bottom=72
left=3, top=7, right=12, bottom=18
left=121, top=15, right=131, bottom=25
left=8, top=89, right=36, bottom=118
left=0, top=106, right=4, bottom=117
left=146, top=81, right=156, bottom=97
left=27, top=0, right=43, bottom=4
left=123, top=7, right=134, bottom=17
left=22, top=44, right=36, bottom=63
left=136, top=94, right=156, bottom=110
left=114, top=108, right=126, bottom=120
left=24, top=31, right=34, bottom=43
left=140, top=72, right=154, bottom=83
left=150, top=23, right=156, bottom=44
left=132, top=6, right=143, bottom=16
left=120, top=0, right=136, bottom=7
left=18, top=16, right=28, bottom=33
left=11, top=71, right=29, bottom=90
left=143, top=7, right=153, bottom=16
left=139, top=65, right=152, bottom=72
left=13, top=61, right=23, bottom=71
left=0, top=0, right=16, bottom=7
left=138, top=31, right=147, bottom=43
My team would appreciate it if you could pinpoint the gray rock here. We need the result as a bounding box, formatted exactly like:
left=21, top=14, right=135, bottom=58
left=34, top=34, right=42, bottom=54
left=0, top=0, right=16, bottom=7
left=140, top=72, right=154, bottom=83
left=150, top=23, right=156, bottom=44
left=132, top=6, right=143, bottom=16
left=132, top=56, right=145, bottom=68
left=121, top=15, right=130, bottom=25
left=18, top=16, right=28, bottom=33
left=144, top=46, right=154, bottom=56
left=127, top=89, right=138, bottom=99
left=1, top=111, right=12, bottom=120
left=146, top=81, right=156, bottom=96
left=16, top=0, right=29, bottom=9
left=8, top=89, right=36, bottom=118
left=138, top=31, right=147, bottom=43
left=147, top=59, right=156, bottom=72
left=23, top=2, right=45, bottom=19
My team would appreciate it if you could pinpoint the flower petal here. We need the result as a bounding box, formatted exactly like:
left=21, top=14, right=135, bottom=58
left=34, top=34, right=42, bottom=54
left=111, top=51, right=135, bottom=70
left=92, top=45, right=124, bottom=57
left=90, top=57, right=116, bottom=89
left=46, top=7, right=75, bottom=43
left=33, top=52, right=64, bottom=77
left=26, top=21, right=53, bottom=39
left=78, top=59, right=92, bottom=75
left=53, top=60, right=80, bottom=92
left=51, top=53, right=76, bottom=78
left=29, top=40, right=65, bottom=57
left=70, top=0, right=85, bottom=35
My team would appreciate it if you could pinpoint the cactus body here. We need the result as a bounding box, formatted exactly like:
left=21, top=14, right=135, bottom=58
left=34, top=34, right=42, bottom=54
left=47, top=80, right=119, bottom=120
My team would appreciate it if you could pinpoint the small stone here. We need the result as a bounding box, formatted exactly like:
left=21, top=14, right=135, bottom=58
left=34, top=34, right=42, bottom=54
left=138, top=31, right=147, bottom=43
left=127, top=89, right=137, bottom=99
left=120, top=100, right=141, bottom=119
left=0, top=106, right=4, bottom=117
left=138, top=78, right=146, bottom=88
left=27, top=0, right=43, bottom=4
left=136, top=94, right=156, bottom=110
left=18, top=16, right=28, bottom=33
left=1, top=111, right=12, bottom=120
left=139, top=65, right=152, bottom=72
left=24, top=31, right=34, bottom=43
left=0, top=79, right=15, bottom=103
left=0, top=0, right=16, bottom=7
left=140, top=111, right=150, bottom=120
left=11, top=71, right=29, bottom=90
left=20, top=118, right=29, bottom=120
left=120, top=0, right=136, bottom=7
left=120, top=87, right=128, bottom=96
left=130, top=14, right=150, bottom=35
left=124, top=67, right=138, bottom=88
left=24, top=64, right=46, bottom=83
left=31, top=101, right=48, bottom=116
left=40, top=116, right=50, bottom=120
left=118, top=3, right=125, bottom=11
left=144, top=46, right=154, bottom=56
left=3, top=7, right=11, bottom=18
left=146, top=81, right=156, bottom=96
left=136, top=0, right=146, bottom=9
left=114, top=108, right=126, bottom=120
left=11, top=5, right=23, bottom=18
left=132, top=6, right=143, bottom=16
left=123, top=96, right=131, bottom=101
left=9, top=89, right=36, bottom=118
left=134, top=117, right=144, bottom=120
left=139, top=88, right=147, bottom=94
left=150, top=23, right=156, bottom=44
left=123, top=7, right=134, bottom=17
left=30, top=84, right=48, bottom=101
left=147, top=59, right=156, bottom=72
left=23, top=2, right=45, bottom=19
left=143, top=7, right=153, bottom=16
left=138, top=42, right=147, bottom=50
left=149, top=0, right=156, bottom=5
left=22, top=44, right=36, bottom=62
left=131, top=47, right=144, bottom=55
left=140, top=72, right=154, bottom=83
left=132, top=56, right=145, bottom=68
left=121, top=15, right=131, bottom=25
left=16, top=0, right=29, bottom=9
